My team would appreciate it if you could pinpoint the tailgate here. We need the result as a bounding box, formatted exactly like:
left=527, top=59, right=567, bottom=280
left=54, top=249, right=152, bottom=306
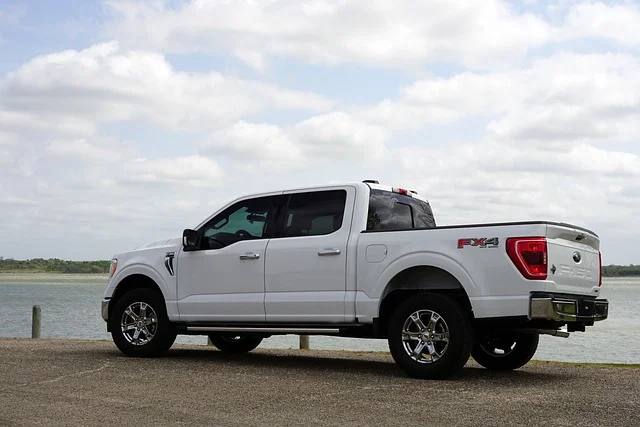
left=546, top=223, right=601, bottom=296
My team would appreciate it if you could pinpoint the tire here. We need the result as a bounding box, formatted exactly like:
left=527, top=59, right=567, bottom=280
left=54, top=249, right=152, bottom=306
left=109, top=288, right=176, bottom=357
left=208, top=334, right=263, bottom=353
left=388, top=293, right=473, bottom=380
left=471, top=330, right=539, bottom=370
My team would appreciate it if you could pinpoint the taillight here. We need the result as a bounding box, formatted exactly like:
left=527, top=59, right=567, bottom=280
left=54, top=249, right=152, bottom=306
left=506, top=237, right=548, bottom=280
left=598, top=251, right=603, bottom=287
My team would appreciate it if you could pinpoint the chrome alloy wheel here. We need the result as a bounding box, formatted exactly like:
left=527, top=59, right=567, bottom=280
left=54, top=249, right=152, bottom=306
left=401, top=309, right=450, bottom=364
left=120, top=302, right=158, bottom=346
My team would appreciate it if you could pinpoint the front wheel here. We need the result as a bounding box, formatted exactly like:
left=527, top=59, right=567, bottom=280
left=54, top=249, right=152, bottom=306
left=109, top=288, right=176, bottom=357
left=208, top=334, right=263, bottom=353
left=471, top=331, right=539, bottom=370
left=388, top=293, right=473, bottom=380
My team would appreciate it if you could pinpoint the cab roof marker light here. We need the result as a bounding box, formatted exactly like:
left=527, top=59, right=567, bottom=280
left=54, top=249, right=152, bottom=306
left=392, top=187, right=411, bottom=196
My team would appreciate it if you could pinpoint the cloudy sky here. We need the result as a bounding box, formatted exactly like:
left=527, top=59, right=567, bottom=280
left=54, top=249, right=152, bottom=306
left=0, top=0, right=639, bottom=264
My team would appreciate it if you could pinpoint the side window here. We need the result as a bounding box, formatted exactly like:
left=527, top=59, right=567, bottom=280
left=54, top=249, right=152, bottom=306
left=411, top=198, right=436, bottom=229
left=367, top=189, right=436, bottom=231
left=281, top=190, right=347, bottom=237
left=201, top=196, right=277, bottom=249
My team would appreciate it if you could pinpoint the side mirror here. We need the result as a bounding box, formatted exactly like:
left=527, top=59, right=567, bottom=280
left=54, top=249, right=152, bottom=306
left=182, top=229, right=199, bottom=251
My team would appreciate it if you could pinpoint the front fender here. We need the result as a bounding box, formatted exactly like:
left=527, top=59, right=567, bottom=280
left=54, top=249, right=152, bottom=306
left=104, top=261, right=180, bottom=321
left=105, top=263, right=172, bottom=301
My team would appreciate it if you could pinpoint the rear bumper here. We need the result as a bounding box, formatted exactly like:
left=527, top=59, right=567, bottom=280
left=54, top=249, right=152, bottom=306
left=530, top=293, right=608, bottom=323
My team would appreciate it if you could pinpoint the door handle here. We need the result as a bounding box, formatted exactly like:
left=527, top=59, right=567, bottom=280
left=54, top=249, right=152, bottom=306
left=318, top=248, right=341, bottom=256
left=239, top=253, right=260, bottom=260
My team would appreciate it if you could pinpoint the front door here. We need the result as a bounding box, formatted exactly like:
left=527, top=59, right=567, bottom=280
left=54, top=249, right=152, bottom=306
left=264, top=187, right=355, bottom=322
left=177, top=195, right=280, bottom=322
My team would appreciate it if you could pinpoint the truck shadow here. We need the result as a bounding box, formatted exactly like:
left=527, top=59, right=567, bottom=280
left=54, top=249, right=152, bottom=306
left=108, top=346, right=571, bottom=385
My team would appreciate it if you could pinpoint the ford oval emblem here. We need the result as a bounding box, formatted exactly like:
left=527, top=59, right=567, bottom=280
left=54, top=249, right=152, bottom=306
left=572, top=251, right=582, bottom=263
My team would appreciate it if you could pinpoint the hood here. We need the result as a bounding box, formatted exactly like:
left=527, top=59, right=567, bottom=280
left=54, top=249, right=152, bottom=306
left=132, top=237, right=182, bottom=251
left=114, top=237, right=182, bottom=259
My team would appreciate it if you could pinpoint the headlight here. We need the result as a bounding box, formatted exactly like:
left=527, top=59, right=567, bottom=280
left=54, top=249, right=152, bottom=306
left=109, top=259, right=118, bottom=279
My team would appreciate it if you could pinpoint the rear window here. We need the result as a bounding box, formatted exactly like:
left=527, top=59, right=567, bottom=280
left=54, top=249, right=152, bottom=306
left=367, top=189, right=436, bottom=231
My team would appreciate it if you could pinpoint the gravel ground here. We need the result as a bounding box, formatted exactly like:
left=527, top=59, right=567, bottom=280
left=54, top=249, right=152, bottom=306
left=0, top=338, right=638, bottom=427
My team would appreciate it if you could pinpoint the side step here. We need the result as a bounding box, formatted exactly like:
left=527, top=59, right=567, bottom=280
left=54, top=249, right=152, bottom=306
left=186, top=326, right=341, bottom=335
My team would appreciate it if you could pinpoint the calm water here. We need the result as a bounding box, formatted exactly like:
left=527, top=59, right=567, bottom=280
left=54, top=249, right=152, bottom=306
left=1, top=274, right=638, bottom=364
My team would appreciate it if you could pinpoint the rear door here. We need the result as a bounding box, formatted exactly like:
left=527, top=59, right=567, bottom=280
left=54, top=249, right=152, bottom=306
left=264, top=187, right=355, bottom=322
left=546, top=224, right=601, bottom=296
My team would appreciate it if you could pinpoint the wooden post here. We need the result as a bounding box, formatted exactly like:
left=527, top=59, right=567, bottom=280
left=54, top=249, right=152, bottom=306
left=299, top=335, right=309, bottom=350
left=32, top=305, right=41, bottom=339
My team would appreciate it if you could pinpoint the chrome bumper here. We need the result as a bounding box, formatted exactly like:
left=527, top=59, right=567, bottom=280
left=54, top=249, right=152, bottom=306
left=530, top=296, right=608, bottom=322
left=101, top=299, right=110, bottom=322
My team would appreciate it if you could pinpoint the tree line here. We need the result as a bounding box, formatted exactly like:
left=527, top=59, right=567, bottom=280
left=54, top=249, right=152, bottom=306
left=0, top=258, right=110, bottom=274
left=0, top=257, right=639, bottom=277
left=601, top=264, right=640, bottom=277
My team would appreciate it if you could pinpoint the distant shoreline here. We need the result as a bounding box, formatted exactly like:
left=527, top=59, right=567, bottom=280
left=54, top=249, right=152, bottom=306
left=0, top=259, right=110, bottom=275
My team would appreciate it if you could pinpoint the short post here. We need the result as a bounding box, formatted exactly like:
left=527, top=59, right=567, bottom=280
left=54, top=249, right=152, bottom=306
left=32, top=305, right=41, bottom=339
left=299, top=335, right=309, bottom=350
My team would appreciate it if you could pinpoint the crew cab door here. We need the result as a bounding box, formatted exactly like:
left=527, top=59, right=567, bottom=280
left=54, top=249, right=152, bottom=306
left=176, top=195, right=280, bottom=322
left=264, top=187, right=355, bottom=322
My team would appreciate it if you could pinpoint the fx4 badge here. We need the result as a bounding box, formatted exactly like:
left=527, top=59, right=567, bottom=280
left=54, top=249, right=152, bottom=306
left=457, top=238, right=500, bottom=249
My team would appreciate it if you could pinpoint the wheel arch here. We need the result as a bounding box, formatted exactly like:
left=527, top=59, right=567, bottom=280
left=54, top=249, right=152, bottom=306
left=376, top=264, right=475, bottom=338
left=108, top=272, right=165, bottom=320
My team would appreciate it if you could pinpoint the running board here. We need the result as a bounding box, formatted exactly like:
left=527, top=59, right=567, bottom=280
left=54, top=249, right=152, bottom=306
left=186, top=326, right=341, bottom=335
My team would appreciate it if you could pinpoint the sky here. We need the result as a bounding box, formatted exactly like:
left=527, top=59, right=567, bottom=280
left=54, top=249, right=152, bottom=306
left=0, top=0, right=639, bottom=264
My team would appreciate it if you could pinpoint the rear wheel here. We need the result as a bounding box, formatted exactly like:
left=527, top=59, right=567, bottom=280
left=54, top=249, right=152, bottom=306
left=109, top=288, right=176, bottom=357
left=471, top=330, right=539, bottom=370
left=388, top=293, right=473, bottom=380
left=208, top=334, right=263, bottom=353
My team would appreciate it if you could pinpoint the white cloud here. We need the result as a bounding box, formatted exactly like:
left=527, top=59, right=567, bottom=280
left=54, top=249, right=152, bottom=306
left=202, top=112, right=390, bottom=167
left=0, top=148, right=12, bottom=165
left=394, top=141, right=640, bottom=254
left=0, top=41, right=333, bottom=136
left=122, top=155, right=224, bottom=188
left=563, top=2, right=640, bottom=46
left=292, top=112, right=389, bottom=160
left=361, top=52, right=640, bottom=144
left=204, top=121, right=302, bottom=162
left=105, top=0, right=553, bottom=70
left=46, top=139, right=123, bottom=163
left=2, top=0, right=640, bottom=266
left=0, top=134, right=227, bottom=258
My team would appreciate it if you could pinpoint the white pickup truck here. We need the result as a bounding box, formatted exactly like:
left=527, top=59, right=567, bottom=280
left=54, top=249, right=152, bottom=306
left=102, top=181, right=608, bottom=379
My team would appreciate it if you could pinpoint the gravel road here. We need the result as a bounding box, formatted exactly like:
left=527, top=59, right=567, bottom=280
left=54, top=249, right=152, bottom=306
left=0, top=338, right=638, bottom=427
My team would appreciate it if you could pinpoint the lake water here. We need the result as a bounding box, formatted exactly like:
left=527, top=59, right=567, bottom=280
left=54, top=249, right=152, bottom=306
left=1, top=274, right=638, bottom=364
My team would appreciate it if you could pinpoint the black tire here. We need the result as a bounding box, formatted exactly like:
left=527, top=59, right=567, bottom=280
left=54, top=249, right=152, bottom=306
left=471, top=331, right=539, bottom=370
left=208, top=334, right=263, bottom=353
left=388, top=293, right=473, bottom=380
left=109, top=288, right=176, bottom=357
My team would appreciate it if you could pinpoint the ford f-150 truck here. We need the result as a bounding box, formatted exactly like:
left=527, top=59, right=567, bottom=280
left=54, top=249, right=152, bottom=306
left=102, top=181, right=608, bottom=379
